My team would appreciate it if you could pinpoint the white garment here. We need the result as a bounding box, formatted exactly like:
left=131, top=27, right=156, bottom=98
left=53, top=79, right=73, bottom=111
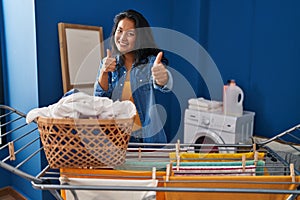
left=26, top=92, right=136, bottom=123
left=188, top=104, right=222, bottom=112
left=188, top=98, right=222, bottom=113
left=188, top=97, right=222, bottom=109
left=60, top=177, right=158, bottom=200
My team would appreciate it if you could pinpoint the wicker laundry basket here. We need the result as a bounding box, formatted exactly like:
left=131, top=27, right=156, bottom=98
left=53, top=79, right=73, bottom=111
left=37, top=117, right=134, bottom=169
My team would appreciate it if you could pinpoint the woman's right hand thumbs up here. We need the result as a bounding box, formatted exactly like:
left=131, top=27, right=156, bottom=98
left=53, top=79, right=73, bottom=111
left=102, top=49, right=116, bottom=72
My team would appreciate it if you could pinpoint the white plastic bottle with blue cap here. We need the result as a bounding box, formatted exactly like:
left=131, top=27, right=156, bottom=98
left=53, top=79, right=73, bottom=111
left=223, top=80, right=244, bottom=116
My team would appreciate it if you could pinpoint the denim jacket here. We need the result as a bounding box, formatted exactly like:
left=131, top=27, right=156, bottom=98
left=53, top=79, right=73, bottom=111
left=94, top=55, right=173, bottom=143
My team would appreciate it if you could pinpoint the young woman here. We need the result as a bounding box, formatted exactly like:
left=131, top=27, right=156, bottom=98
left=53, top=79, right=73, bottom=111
left=94, top=9, right=173, bottom=143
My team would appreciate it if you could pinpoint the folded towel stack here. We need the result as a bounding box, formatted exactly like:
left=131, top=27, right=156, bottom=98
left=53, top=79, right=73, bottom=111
left=188, top=97, right=222, bottom=112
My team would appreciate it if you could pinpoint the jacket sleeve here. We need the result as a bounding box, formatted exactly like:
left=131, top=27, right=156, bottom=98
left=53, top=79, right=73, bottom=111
left=93, top=60, right=113, bottom=97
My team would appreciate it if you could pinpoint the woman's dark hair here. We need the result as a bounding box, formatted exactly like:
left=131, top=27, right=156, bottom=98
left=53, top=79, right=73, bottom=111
left=110, top=9, right=168, bottom=65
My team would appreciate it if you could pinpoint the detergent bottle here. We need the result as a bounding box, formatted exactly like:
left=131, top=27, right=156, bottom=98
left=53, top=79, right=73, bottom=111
left=223, top=80, right=244, bottom=116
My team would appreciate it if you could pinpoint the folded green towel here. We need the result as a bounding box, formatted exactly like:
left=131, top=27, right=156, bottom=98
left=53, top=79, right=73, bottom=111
left=115, top=160, right=265, bottom=175
left=115, top=161, right=169, bottom=171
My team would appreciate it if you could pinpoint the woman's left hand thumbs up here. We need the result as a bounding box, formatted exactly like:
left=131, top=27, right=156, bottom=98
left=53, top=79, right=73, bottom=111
left=151, top=52, right=168, bottom=86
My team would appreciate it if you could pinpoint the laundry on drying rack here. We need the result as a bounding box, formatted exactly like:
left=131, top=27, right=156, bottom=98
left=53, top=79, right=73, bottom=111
left=171, top=160, right=265, bottom=176
left=188, top=97, right=222, bottom=112
left=169, top=152, right=265, bottom=162
left=115, top=160, right=169, bottom=171
left=163, top=175, right=300, bottom=200
left=60, top=177, right=158, bottom=200
left=173, top=165, right=257, bottom=176
left=60, top=168, right=167, bottom=200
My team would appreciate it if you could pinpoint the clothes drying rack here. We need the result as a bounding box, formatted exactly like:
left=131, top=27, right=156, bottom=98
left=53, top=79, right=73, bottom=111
left=0, top=105, right=300, bottom=200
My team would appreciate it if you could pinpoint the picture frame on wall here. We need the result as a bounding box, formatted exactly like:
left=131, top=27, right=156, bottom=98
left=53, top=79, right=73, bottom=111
left=58, top=22, right=104, bottom=95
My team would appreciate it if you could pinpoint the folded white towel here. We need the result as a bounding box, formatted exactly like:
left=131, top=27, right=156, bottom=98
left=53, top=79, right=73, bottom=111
left=60, top=177, right=158, bottom=200
left=26, top=92, right=136, bottom=123
left=188, top=97, right=222, bottom=109
left=188, top=104, right=222, bottom=112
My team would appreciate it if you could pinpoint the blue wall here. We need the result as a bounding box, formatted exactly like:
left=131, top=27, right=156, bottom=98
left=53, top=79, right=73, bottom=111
left=34, top=0, right=300, bottom=139
left=2, top=0, right=42, bottom=199
left=34, top=0, right=173, bottom=107
left=6, top=0, right=300, bottom=147
left=0, top=0, right=10, bottom=190
left=207, top=0, right=300, bottom=136
left=2, top=0, right=300, bottom=199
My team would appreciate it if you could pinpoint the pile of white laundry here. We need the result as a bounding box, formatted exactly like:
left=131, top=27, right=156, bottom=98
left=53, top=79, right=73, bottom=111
left=188, top=97, right=222, bottom=112
left=26, top=92, right=136, bottom=123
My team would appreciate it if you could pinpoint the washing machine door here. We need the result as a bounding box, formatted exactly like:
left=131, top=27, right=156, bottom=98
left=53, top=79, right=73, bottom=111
left=192, top=130, right=225, bottom=153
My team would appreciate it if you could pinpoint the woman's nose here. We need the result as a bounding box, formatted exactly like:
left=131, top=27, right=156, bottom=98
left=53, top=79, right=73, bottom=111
left=119, top=32, right=127, bottom=41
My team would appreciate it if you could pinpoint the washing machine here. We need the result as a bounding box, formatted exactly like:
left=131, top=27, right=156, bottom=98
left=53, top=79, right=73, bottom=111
left=184, top=109, right=255, bottom=153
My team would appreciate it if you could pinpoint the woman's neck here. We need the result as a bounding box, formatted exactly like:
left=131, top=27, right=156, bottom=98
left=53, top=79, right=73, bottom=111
left=123, top=52, right=135, bottom=70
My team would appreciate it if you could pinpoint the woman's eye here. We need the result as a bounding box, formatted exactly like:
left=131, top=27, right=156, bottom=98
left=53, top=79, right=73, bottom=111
left=127, top=31, right=135, bottom=37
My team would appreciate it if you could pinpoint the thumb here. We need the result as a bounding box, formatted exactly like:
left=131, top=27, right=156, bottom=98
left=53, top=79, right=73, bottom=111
left=154, top=52, right=163, bottom=65
left=106, top=49, right=112, bottom=58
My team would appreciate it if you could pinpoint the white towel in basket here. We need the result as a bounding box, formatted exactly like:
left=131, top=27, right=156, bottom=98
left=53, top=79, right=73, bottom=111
left=60, top=177, right=158, bottom=200
left=26, top=92, right=136, bottom=123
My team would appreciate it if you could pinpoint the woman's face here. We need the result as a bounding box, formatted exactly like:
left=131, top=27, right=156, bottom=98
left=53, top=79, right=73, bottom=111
left=114, top=18, right=136, bottom=54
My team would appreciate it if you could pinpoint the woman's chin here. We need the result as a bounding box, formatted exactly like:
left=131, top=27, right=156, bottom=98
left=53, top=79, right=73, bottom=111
left=118, top=49, right=133, bottom=55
